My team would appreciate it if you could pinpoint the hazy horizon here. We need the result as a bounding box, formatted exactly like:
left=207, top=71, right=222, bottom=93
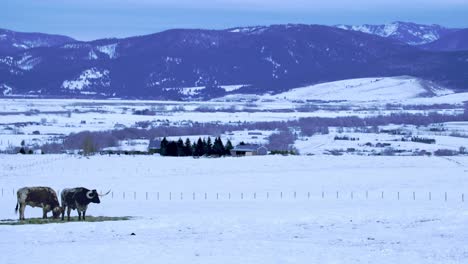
left=2, top=0, right=468, bottom=41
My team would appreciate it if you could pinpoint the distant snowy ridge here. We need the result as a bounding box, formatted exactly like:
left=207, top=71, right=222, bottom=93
left=218, top=76, right=455, bottom=103
left=263, top=76, right=453, bottom=102
left=335, top=21, right=456, bottom=45
left=0, top=28, right=75, bottom=55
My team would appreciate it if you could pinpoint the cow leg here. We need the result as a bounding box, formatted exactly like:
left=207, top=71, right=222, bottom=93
left=67, top=207, right=71, bottom=221
left=61, top=206, right=66, bottom=221
left=78, top=211, right=82, bottom=221
left=19, top=204, right=25, bottom=220
left=42, top=207, right=48, bottom=219
left=83, top=210, right=86, bottom=221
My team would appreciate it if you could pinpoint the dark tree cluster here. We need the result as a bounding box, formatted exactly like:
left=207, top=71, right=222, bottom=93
left=159, top=137, right=233, bottom=157
left=334, top=135, right=359, bottom=141
left=407, top=136, right=436, bottom=144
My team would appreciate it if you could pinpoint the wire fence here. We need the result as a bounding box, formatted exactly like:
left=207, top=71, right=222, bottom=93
left=2, top=188, right=467, bottom=203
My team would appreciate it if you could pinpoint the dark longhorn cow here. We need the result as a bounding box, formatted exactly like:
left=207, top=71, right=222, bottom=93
left=15, top=187, right=62, bottom=220
left=61, top=187, right=109, bottom=221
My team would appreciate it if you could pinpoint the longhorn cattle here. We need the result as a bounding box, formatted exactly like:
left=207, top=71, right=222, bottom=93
left=15, top=187, right=62, bottom=220
left=61, top=187, right=108, bottom=221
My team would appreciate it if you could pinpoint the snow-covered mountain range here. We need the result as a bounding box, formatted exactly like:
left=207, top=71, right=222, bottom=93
left=0, top=23, right=467, bottom=100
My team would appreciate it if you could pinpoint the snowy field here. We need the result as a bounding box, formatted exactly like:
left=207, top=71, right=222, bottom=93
left=1, top=155, right=468, bottom=263
left=1, top=76, right=468, bottom=263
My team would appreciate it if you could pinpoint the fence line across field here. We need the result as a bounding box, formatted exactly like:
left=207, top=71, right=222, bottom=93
left=2, top=188, right=467, bottom=203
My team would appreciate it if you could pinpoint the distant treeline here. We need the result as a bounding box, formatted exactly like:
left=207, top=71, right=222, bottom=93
left=39, top=111, right=468, bottom=154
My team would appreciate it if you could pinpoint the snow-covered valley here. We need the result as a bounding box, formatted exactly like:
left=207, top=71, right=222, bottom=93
left=0, top=155, right=468, bottom=263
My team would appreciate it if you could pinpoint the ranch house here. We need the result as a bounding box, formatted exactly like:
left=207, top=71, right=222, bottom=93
left=230, top=144, right=268, bottom=156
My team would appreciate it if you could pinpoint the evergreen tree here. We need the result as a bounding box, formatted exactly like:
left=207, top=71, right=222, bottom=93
left=19, top=140, right=26, bottom=154
left=212, top=137, right=225, bottom=156
left=166, top=141, right=178, bottom=156
left=19, top=147, right=26, bottom=154
left=225, top=139, right=234, bottom=155
left=160, top=137, right=168, bottom=156
left=202, top=138, right=207, bottom=156
left=184, top=138, right=193, bottom=156
left=205, top=137, right=213, bottom=155
left=176, top=138, right=184, bottom=156
left=191, top=142, right=197, bottom=156
left=195, top=138, right=204, bottom=156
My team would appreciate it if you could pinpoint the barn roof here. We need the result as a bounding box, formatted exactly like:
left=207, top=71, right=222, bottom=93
left=232, top=144, right=266, bottom=152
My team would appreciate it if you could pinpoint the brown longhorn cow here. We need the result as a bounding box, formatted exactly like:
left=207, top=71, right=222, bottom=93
left=15, top=187, right=62, bottom=220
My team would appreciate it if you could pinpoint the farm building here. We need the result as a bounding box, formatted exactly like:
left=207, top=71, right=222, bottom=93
left=231, top=144, right=268, bottom=156
left=148, top=138, right=162, bottom=153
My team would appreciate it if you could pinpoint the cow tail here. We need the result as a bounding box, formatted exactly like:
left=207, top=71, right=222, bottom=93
left=15, top=202, right=18, bottom=214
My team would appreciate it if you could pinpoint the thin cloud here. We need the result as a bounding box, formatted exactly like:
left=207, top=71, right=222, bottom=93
left=15, top=0, right=468, bottom=11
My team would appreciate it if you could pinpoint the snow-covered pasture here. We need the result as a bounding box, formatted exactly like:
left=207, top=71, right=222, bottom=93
left=0, top=155, right=468, bottom=263
left=296, top=126, right=468, bottom=155
left=0, top=96, right=466, bottom=153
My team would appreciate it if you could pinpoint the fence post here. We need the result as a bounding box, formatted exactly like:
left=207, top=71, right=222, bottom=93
left=366, top=191, right=368, bottom=200
left=254, top=192, right=256, bottom=200
left=445, top=192, right=447, bottom=202
left=134, top=192, right=136, bottom=200
left=193, top=192, right=195, bottom=200
left=351, top=191, right=353, bottom=200
left=397, top=192, right=400, bottom=200
left=169, top=192, right=172, bottom=200
left=322, top=191, right=324, bottom=199
left=308, top=192, right=310, bottom=200
left=280, top=192, right=282, bottom=200
left=336, top=191, right=339, bottom=199
left=381, top=191, right=384, bottom=199
left=267, top=192, right=269, bottom=200
left=123, top=192, right=125, bottom=200
left=111, top=191, right=114, bottom=199
left=413, top=192, right=415, bottom=200
left=181, top=192, right=183, bottom=200
left=229, top=193, right=231, bottom=200
left=294, top=191, right=296, bottom=199
left=146, top=192, right=148, bottom=200
left=205, top=193, right=207, bottom=200
left=429, top=192, right=431, bottom=201
left=463, top=193, right=465, bottom=203
left=241, top=193, right=243, bottom=200
left=157, top=192, right=159, bottom=201
left=217, top=193, right=219, bottom=200
left=2, top=188, right=3, bottom=197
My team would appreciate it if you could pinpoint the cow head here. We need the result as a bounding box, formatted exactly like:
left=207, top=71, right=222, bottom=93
left=86, top=190, right=101, bottom=204
left=52, top=207, right=62, bottom=219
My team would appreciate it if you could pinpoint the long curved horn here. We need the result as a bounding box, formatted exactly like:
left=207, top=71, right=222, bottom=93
left=86, top=191, right=94, bottom=199
left=98, top=190, right=111, bottom=197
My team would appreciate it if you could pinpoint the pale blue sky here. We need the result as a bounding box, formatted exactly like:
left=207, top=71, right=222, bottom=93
left=2, top=0, right=468, bottom=40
